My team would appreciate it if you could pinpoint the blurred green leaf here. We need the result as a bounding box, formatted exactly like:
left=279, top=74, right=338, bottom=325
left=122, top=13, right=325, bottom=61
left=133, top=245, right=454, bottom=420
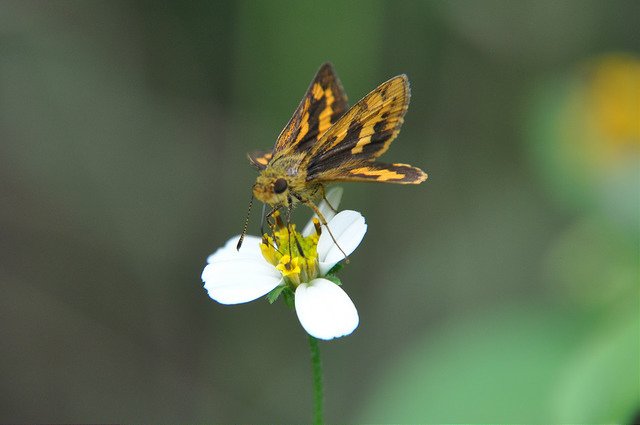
left=552, top=311, right=639, bottom=423
left=358, top=306, right=592, bottom=423
left=544, top=215, right=638, bottom=308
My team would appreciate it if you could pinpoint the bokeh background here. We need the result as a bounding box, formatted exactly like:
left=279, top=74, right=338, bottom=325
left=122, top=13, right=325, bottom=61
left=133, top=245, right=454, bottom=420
left=1, top=1, right=638, bottom=423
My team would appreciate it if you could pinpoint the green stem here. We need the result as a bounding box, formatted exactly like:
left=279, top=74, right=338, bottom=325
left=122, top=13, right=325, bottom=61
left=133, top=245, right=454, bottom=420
left=308, top=335, right=324, bottom=425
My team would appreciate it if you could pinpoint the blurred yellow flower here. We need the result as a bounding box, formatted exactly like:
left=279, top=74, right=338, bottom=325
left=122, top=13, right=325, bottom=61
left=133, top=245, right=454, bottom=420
left=527, top=53, right=639, bottom=222
left=562, top=54, right=639, bottom=174
left=587, top=55, right=640, bottom=145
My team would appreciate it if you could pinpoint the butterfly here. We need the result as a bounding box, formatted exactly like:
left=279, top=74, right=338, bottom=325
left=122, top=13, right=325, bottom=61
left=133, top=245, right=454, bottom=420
left=238, top=62, right=427, bottom=250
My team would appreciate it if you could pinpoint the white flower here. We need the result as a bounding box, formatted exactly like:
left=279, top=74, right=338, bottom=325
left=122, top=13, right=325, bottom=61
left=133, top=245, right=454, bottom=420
left=201, top=188, right=367, bottom=340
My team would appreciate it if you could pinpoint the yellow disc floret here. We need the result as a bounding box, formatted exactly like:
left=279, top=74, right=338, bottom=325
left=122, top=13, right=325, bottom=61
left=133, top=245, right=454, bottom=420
left=276, top=255, right=302, bottom=285
left=260, top=217, right=321, bottom=288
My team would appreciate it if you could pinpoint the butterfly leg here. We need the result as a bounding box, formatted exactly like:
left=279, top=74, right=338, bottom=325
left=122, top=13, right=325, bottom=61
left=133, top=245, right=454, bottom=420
left=263, top=206, right=279, bottom=233
left=259, top=203, right=268, bottom=235
left=281, top=196, right=306, bottom=258
left=319, top=184, right=338, bottom=214
left=263, top=206, right=287, bottom=249
left=294, top=194, right=349, bottom=264
left=285, top=198, right=294, bottom=257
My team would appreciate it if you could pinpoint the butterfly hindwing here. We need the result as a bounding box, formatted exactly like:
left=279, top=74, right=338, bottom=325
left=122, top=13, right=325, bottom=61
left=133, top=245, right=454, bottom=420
left=247, top=150, right=273, bottom=170
left=273, top=63, right=349, bottom=156
left=320, top=161, right=428, bottom=184
left=305, top=75, right=425, bottom=183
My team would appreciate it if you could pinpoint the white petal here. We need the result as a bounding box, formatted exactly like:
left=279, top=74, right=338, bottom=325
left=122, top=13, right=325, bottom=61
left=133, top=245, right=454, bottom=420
left=206, top=234, right=262, bottom=264
left=302, top=187, right=344, bottom=236
left=202, top=258, right=282, bottom=305
left=294, top=278, right=359, bottom=340
left=317, top=210, right=367, bottom=275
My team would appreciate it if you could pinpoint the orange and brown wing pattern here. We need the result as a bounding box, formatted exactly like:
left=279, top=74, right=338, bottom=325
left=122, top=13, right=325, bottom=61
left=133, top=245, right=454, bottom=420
left=247, top=150, right=273, bottom=170
left=309, top=75, right=409, bottom=161
left=272, top=62, right=349, bottom=156
left=306, top=75, right=426, bottom=183
left=320, top=162, right=427, bottom=184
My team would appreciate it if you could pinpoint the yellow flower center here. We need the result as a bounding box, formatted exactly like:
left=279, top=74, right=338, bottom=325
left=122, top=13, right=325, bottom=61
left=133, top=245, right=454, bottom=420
left=260, top=213, right=321, bottom=287
left=587, top=55, right=640, bottom=145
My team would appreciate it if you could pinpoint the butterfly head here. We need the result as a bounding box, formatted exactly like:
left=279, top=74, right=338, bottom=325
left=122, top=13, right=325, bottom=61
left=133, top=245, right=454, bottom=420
left=253, top=172, right=290, bottom=206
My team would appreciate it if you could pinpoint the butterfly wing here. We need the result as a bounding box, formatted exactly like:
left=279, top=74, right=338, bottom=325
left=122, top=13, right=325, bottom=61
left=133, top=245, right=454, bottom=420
left=316, top=161, right=427, bottom=183
left=272, top=62, right=349, bottom=157
left=247, top=150, right=273, bottom=170
left=305, top=75, right=427, bottom=184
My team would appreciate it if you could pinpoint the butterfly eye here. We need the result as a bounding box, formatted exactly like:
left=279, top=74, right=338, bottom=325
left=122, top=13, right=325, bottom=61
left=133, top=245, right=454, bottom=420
left=273, top=178, right=288, bottom=194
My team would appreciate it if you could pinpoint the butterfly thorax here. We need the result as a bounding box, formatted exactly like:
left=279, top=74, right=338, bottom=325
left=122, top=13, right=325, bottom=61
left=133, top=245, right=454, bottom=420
left=252, top=153, right=319, bottom=207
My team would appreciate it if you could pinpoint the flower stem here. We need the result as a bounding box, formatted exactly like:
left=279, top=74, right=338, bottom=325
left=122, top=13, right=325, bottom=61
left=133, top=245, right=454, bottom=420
left=308, top=335, right=324, bottom=425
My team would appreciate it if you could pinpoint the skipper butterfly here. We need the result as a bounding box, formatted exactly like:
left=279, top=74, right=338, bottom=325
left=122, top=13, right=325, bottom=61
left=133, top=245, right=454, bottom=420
left=238, top=63, right=427, bottom=250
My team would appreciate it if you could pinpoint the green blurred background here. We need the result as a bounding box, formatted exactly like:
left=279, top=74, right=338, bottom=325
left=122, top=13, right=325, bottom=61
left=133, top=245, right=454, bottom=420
left=1, top=1, right=638, bottom=423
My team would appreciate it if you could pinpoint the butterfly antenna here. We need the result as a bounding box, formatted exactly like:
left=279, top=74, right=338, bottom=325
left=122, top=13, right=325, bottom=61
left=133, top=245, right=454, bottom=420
left=236, top=194, right=254, bottom=251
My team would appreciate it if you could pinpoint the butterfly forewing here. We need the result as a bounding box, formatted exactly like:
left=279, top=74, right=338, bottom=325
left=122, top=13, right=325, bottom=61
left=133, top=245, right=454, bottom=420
left=272, top=63, right=349, bottom=158
left=304, top=75, right=426, bottom=184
